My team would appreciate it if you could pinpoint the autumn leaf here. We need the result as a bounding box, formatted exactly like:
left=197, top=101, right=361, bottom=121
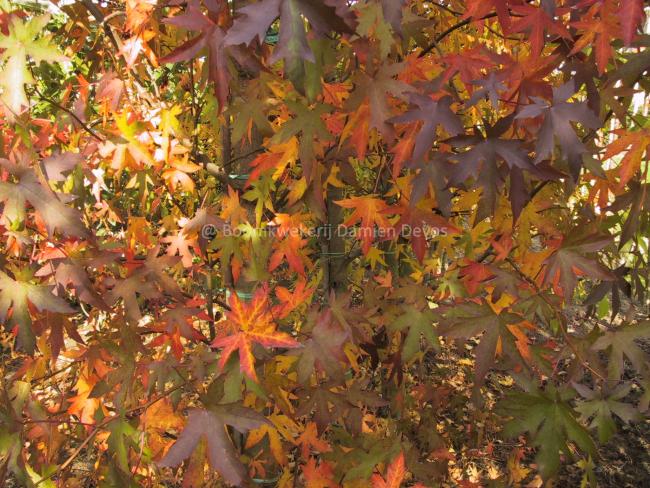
left=0, top=14, right=67, bottom=115
left=574, top=382, right=641, bottom=443
left=161, top=0, right=233, bottom=109
left=509, top=4, right=570, bottom=58
left=212, top=287, right=300, bottom=381
left=225, top=0, right=355, bottom=90
left=543, top=233, right=615, bottom=300
left=603, top=128, right=650, bottom=188
left=0, top=269, right=73, bottom=352
left=296, top=422, right=331, bottom=459
left=336, top=196, right=395, bottom=255
left=389, top=306, right=439, bottom=362
left=159, top=406, right=269, bottom=486
left=570, top=0, right=620, bottom=75
left=371, top=452, right=406, bottom=488
left=302, top=457, right=338, bottom=488
left=0, top=159, right=87, bottom=237
left=516, top=81, right=601, bottom=179
left=619, top=0, right=646, bottom=45
left=389, top=94, right=463, bottom=163
left=439, top=301, right=525, bottom=389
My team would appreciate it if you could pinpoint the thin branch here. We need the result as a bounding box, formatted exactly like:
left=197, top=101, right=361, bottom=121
left=34, top=381, right=187, bottom=486
left=30, top=88, right=104, bottom=142
left=420, top=13, right=498, bottom=57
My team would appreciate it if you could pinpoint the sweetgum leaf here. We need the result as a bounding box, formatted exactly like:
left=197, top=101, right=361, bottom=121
left=0, top=159, right=87, bottom=237
left=0, top=14, right=67, bottom=116
left=591, top=320, right=650, bottom=381
left=0, top=270, right=73, bottom=352
left=159, top=405, right=269, bottom=486
left=500, top=385, right=597, bottom=479
left=516, top=81, right=600, bottom=180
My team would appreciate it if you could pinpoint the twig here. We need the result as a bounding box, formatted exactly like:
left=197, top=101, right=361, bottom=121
left=30, top=88, right=104, bottom=142
left=504, top=257, right=606, bottom=381
left=34, top=381, right=187, bottom=486
left=420, top=13, right=498, bottom=57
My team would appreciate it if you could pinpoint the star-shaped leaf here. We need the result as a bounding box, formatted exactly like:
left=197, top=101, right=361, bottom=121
left=0, top=269, right=73, bottom=352
left=0, top=14, right=67, bottom=115
left=212, top=287, right=300, bottom=381
left=159, top=405, right=269, bottom=486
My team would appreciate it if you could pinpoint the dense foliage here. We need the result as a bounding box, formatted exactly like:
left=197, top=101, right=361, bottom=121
left=0, top=0, right=649, bottom=486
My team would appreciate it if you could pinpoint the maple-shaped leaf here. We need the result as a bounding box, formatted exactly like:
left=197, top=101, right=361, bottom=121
left=346, top=61, right=412, bottom=139
left=0, top=269, right=73, bottom=352
left=499, top=384, right=597, bottom=479
left=270, top=101, right=332, bottom=182
left=467, top=72, right=507, bottom=109
left=389, top=94, right=463, bottom=162
left=605, top=181, right=650, bottom=247
left=99, top=113, right=155, bottom=171
left=296, top=380, right=387, bottom=433
left=0, top=14, right=67, bottom=116
left=371, top=452, right=406, bottom=488
left=619, top=0, right=646, bottom=45
left=248, top=137, right=299, bottom=182
left=573, top=382, right=640, bottom=443
left=461, top=0, right=519, bottom=33
left=570, top=0, right=620, bottom=75
left=50, top=261, right=108, bottom=311
left=516, top=81, right=601, bottom=180
left=107, top=250, right=183, bottom=322
left=296, top=422, right=332, bottom=458
left=269, top=231, right=310, bottom=276
left=42, top=152, right=82, bottom=182
left=224, top=0, right=355, bottom=90
left=274, top=279, right=315, bottom=318
left=159, top=405, right=269, bottom=486
left=212, top=287, right=300, bottom=381
left=67, top=371, right=106, bottom=425
left=440, top=47, right=495, bottom=88
left=161, top=1, right=232, bottom=110
left=336, top=196, right=395, bottom=255
left=294, top=309, right=349, bottom=384
left=584, top=265, right=631, bottom=320
left=393, top=204, right=459, bottom=262
left=150, top=306, right=207, bottom=360
left=448, top=116, right=545, bottom=221
left=302, top=457, right=338, bottom=488
left=543, top=233, right=615, bottom=300
left=380, top=0, right=407, bottom=33
left=407, top=154, right=453, bottom=215
left=603, top=128, right=650, bottom=188
left=0, top=159, right=87, bottom=237
left=390, top=123, right=418, bottom=178
left=509, top=4, right=570, bottom=58
left=439, top=302, right=524, bottom=388
left=36, top=311, right=83, bottom=360
left=390, top=306, right=439, bottom=362
left=591, top=320, right=650, bottom=381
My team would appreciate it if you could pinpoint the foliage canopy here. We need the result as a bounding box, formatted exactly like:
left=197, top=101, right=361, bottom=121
left=0, top=0, right=649, bottom=486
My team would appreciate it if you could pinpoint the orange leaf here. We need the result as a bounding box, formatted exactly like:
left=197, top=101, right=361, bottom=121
left=336, top=196, right=395, bottom=255
left=371, top=452, right=406, bottom=488
left=211, top=287, right=300, bottom=381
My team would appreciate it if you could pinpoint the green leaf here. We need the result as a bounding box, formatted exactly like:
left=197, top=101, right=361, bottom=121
left=0, top=14, right=66, bottom=115
left=591, top=320, right=650, bottom=381
left=573, top=382, right=640, bottom=443
left=390, top=306, right=439, bottom=362
left=0, top=269, right=73, bottom=353
left=499, top=385, right=597, bottom=479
